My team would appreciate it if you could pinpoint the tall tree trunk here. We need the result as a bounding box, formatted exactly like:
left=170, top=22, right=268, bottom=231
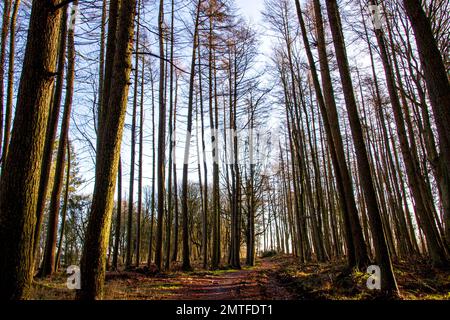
left=246, top=105, right=255, bottom=266
left=41, top=2, right=77, bottom=277
left=164, top=0, right=175, bottom=270
left=136, top=55, right=144, bottom=267
left=55, top=140, right=71, bottom=271
left=0, top=0, right=62, bottom=300
left=33, top=6, right=68, bottom=259
left=171, top=75, right=180, bottom=262
left=198, top=41, right=208, bottom=270
left=126, top=0, right=141, bottom=269
left=154, top=0, right=166, bottom=271
left=228, top=46, right=241, bottom=269
left=96, top=0, right=107, bottom=133
left=78, top=0, right=136, bottom=299
left=181, top=0, right=202, bottom=271
left=209, top=3, right=221, bottom=269
left=281, top=71, right=305, bottom=262
left=112, top=158, right=122, bottom=270
left=147, top=61, right=157, bottom=266
left=97, top=0, right=120, bottom=134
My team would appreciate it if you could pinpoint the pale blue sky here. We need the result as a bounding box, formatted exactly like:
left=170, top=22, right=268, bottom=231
left=237, top=0, right=265, bottom=24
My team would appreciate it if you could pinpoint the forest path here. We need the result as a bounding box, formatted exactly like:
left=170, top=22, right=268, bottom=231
left=104, top=257, right=295, bottom=300
left=32, top=255, right=450, bottom=300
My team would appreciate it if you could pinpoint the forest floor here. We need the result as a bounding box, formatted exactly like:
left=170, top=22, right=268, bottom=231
left=31, top=255, right=450, bottom=300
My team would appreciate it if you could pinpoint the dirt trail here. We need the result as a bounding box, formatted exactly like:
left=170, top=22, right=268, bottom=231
left=104, top=258, right=295, bottom=300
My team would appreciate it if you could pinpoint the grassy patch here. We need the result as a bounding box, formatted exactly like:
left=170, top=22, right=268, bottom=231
left=190, top=268, right=239, bottom=277
left=146, top=283, right=182, bottom=290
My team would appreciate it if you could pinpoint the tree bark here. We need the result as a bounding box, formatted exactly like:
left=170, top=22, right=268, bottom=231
left=154, top=0, right=166, bottom=271
left=181, top=0, right=202, bottom=271
left=41, top=2, right=77, bottom=277
left=208, top=2, right=221, bottom=269
left=112, top=158, right=122, bottom=270
left=136, top=54, right=144, bottom=267
left=97, top=0, right=120, bottom=134
left=126, top=0, right=141, bottom=269
left=78, top=0, right=136, bottom=299
left=0, top=0, right=62, bottom=300
left=147, top=61, right=157, bottom=266
left=164, top=0, right=175, bottom=270
left=55, top=140, right=71, bottom=271
left=34, top=5, right=68, bottom=264
left=171, top=75, right=180, bottom=262
left=197, top=40, right=208, bottom=269
left=96, top=0, right=107, bottom=133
